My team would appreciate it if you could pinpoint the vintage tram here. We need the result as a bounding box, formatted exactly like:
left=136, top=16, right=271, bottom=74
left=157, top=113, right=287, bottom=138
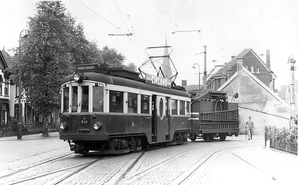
left=59, top=63, right=191, bottom=154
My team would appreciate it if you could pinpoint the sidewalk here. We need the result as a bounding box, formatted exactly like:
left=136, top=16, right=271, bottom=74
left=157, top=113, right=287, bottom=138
left=0, top=131, right=59, bottom=141
left=232, top=135, right=299, bottom=184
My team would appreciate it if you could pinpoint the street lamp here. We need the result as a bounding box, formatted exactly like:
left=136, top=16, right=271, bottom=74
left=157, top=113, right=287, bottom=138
left=17, top=29, right=28, bottom=140
left=192, top=63, right=201, bottom=95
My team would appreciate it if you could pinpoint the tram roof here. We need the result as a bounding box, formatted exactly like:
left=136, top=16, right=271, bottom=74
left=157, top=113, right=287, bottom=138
left=61, top=71, right=190, bottom=98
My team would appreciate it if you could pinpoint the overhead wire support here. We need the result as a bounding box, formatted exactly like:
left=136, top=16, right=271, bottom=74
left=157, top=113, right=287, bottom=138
left=108, top=33, right=134, bottom=36
left=171, top=30, right=201, bottom=34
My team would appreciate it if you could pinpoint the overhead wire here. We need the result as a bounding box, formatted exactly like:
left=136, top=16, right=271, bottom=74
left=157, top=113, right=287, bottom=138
left=76, top=0, right=127, bottom=34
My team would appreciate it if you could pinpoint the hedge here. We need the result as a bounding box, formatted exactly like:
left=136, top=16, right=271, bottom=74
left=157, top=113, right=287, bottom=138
left=264, top=126, right=298, bottom=155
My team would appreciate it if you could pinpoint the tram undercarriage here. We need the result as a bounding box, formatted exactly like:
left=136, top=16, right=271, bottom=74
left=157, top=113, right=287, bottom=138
left=67, top=131, right=189, bottom=155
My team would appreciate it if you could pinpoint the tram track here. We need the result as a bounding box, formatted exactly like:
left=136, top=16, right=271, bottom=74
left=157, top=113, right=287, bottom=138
left=0, top=152, right=73, bottom=180
left=175, top=143, right=263, bottom=184
left=4, top=146, right=69, bottom=163
left=7, top=158, right=102, bottom=185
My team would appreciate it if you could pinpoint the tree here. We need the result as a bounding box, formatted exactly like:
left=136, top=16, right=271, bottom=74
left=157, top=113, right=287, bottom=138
left=124, top=62, right=137, bottom=72
left=10, top=1, right=136, bottom=137
left=14, top=1, right=100, bottom=136
left=100, top=46, right=125, bottom=67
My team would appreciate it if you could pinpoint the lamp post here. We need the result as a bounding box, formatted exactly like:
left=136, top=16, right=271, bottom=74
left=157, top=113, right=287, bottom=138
left=17, top=29, right=28, bottom=140
left=192, top=63, right=201, bottom=95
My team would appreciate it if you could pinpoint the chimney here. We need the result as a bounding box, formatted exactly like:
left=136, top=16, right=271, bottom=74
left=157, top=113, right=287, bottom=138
left=266, top=50, right=270, bottom=69
left=182, top=80, right=187, bottom=87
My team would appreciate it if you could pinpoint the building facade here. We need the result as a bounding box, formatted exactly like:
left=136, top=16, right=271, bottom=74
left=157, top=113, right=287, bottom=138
left=207, top=49, right=276, bottom=92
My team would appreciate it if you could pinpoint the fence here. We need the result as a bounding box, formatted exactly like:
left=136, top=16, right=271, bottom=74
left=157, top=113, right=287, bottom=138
left=265, top=126, right=298, bottom=155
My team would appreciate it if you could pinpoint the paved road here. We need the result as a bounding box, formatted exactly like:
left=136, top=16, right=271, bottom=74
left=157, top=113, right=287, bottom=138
left=0, top=133, right=298, bottom=184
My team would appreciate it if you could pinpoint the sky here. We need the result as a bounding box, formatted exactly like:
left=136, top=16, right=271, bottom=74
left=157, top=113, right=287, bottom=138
left=0, top=0, right=299, bottom=89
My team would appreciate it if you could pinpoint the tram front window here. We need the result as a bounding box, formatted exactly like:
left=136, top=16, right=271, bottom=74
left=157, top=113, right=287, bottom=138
left=63, top=86, right=69, bottom=112
left=81, top=86, right=89, bottom=112
left=93, top=86, right=104, bottom=112
left=72, top=86, right=78, bottom=112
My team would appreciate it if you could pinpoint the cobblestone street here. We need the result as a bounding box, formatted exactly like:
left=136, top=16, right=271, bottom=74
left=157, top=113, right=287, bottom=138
left=0, top=133, right=298, bottom=185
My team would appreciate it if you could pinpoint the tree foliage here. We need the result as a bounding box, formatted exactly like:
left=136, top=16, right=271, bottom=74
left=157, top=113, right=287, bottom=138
left=9, top=1, right=135, bottom=136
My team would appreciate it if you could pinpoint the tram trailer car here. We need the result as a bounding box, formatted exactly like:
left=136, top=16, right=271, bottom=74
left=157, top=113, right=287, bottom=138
left=189, top=91, right=239, bottom=141
left=59, top=64, right=191, bottom=154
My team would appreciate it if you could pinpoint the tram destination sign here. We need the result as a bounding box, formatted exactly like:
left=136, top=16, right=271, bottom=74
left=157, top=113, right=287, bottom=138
left=145, top=73, right=172, bottom=88
left=76, top=64, right=99, bottom=72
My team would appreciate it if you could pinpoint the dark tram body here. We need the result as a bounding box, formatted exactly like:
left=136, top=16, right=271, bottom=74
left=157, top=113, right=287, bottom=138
left=59, top=64, right=191, bottom=154
left=59, top=64, right=239, bottom=154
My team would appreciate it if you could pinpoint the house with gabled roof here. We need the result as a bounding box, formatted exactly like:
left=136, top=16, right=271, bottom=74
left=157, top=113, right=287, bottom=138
left=207, top=49, right=277, bottom=92
left=0, top=50, right=12, bottom=134
left=206, top=48, right=291, bottom=134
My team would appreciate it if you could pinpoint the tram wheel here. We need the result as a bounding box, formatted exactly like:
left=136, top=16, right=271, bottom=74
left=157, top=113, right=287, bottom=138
left=219, top=134, right=226, bottom=141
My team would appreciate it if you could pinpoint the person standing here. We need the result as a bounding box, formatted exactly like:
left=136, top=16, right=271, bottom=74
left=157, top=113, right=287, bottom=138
left=245, top=117, right=254, bottom=140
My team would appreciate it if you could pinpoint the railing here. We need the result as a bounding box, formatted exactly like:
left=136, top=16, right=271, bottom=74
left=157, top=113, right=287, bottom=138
left=199, top=123, right=239, bottom=130
left=201, top=110, right=239, bottom=121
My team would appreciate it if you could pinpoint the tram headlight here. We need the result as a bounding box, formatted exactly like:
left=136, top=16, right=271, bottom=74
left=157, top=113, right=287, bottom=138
left=93, top=122, right=103, bottom=130
left=73, top=73, right=83, bottom=82
left=60, top=122, right=67, bottom=130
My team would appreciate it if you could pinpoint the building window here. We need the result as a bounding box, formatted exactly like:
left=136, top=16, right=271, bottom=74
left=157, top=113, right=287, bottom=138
left=251, top=66, right=255, bottom=73
left=256, top=66, right=260, bottom=73
left=246, top=65, right=249, bottom=70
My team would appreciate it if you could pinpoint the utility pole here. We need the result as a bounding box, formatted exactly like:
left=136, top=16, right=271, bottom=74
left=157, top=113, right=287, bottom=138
left=203, top=46, right=207, bottom=90
left=288, top=57, right=296, bottom=128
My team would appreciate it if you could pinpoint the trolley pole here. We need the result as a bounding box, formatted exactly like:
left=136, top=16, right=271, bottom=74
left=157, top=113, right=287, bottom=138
left=203, top=46, right=207, bottom=90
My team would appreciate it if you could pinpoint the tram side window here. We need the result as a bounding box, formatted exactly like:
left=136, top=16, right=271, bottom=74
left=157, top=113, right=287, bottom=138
left=63, top=86, right=69, bottom=112
left=179, top=100, right=185, bottom=115
left=187, top=101, right=190, bottom=115
left=93, top=86, right=104, bottom=112
left=141, top=95, right=150, bottom=114
left=81, top=86, right=89, bottom=112
left=72, top=86, right=78, bottom=112
left=171, top=99, right=178, bottom=115
left=128, top=93, right=137, bottom=113
left=109, top=91, right=124, bottom=113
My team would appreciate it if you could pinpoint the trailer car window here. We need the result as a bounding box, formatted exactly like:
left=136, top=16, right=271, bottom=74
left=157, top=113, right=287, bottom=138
left=141, top=95, right=150, bottom=114
left=128, top=93, right=137, bottom=113
left=93, top=86, right=104, bottom=112
left=63, top=86, right=69, bottom=112
left=109, top=91, right=124, bottom=113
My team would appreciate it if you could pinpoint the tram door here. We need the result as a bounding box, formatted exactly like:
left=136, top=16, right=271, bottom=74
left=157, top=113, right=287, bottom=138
left=151, top=95, right=167, bottom=143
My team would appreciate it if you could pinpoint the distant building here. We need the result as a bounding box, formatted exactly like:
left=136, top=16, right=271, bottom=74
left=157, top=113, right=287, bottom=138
left=205, top=48, right=290, bottom=134
left=0, top=50, right=12, bottom=133
left=207, top=49, right=276, bottom=92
